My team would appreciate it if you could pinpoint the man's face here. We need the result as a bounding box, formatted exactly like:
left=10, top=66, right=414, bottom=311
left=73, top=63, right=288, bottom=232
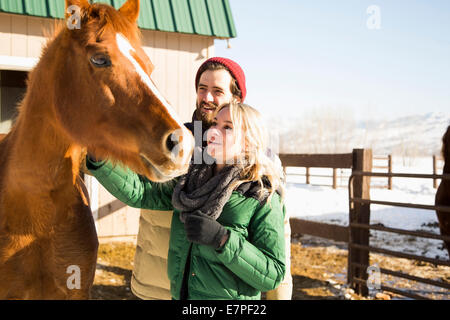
left=195, top=69, right=236, bottom=127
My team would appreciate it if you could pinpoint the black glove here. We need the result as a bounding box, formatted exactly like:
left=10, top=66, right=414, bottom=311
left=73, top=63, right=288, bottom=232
left=184, top=212, right=229, bottom=249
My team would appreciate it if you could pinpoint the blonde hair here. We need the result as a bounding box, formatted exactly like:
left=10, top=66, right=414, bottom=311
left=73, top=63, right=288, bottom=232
left=218, top=102, right=285, bottom=204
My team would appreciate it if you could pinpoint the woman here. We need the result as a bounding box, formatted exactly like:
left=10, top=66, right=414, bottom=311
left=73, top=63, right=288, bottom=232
left=86, top=103, right=286, bottom=300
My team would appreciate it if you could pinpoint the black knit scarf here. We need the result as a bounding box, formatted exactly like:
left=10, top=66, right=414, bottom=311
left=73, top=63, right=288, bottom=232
left=172, top=162, right=241, bottom=223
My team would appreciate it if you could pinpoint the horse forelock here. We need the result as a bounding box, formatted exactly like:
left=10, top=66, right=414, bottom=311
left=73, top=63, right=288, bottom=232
left=82, top=3, right=141, bottom=46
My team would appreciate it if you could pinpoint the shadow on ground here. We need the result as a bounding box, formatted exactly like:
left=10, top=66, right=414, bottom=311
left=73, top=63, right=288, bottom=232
left=292, top=275, right=344, bottom=300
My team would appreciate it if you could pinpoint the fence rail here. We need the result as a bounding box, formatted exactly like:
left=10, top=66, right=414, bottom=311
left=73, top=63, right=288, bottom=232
left=289, top=218, right=348, bottom=243
left=279, top=153, right=353, bottom=169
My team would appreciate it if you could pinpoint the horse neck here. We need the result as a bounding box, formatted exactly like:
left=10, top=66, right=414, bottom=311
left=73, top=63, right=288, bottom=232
left=444, top=155, right=450, bottom=174
left=4, top=47, right=83, bottom=201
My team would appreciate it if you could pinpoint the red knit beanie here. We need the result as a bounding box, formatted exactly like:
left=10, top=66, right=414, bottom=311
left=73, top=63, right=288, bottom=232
left=195, top=57, right=247, bottom=102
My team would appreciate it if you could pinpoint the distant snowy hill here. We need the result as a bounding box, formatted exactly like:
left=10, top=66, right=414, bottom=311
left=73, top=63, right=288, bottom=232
left=356, top=112, right=450, bottom=156
left=267, top=112, right=450, bottom=156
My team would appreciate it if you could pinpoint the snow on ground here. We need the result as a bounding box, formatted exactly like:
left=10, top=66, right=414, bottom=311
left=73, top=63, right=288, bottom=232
left=285, top=156, right=449, bottom=260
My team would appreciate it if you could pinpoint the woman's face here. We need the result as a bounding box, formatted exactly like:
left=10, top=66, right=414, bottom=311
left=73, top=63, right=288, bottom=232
left=206, top=107, right=243, bottom=164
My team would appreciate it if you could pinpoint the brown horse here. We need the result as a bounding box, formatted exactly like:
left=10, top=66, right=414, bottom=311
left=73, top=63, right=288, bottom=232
left=0, top=0, right=193, bottom=299
left=436, top=125, right=450, bottom=258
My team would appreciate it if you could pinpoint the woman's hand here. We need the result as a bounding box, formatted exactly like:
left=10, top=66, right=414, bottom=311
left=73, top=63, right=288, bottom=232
left=87, top=153, right=103, bottom=163
left=184, top=211, right=229, bottom=249
left=85, top=153, right=107, bottom=171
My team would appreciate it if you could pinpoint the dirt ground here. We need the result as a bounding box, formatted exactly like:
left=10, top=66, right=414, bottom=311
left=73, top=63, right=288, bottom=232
left=91, top=242, right=139, bottom=300
left=91, top=236, right=450, bottom=300
left=290, top=234, right=449, bottom=300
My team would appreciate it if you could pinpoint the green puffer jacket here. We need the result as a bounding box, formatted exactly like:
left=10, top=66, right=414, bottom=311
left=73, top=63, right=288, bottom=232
left=87, top=159, right=286, bottom=300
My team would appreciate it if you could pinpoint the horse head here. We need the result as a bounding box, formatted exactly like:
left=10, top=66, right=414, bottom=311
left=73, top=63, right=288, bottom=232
left=53, top=0, right=193, bottom=182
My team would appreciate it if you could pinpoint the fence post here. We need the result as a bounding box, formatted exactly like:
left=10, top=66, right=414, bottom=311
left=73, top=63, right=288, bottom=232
left=332, top=168, right=337, bottom=189
left=388, top=155, right=392, bottom=190
left=306, top=167, right=310, bottom=184
left=348, top=148, right=372, bottom=296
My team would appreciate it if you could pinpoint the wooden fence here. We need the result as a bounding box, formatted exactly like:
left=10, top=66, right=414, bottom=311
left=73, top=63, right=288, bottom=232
left=372, top=155, right=392, bottom=190
left=280, top=152, right=358, bottom=190
left=285, top=154, right=444, bottom=190
left=280, top=150, right=450, bottom=299
left=279, top=149, right=368, bottom=245
left=281, top=153, right=389, bottom=190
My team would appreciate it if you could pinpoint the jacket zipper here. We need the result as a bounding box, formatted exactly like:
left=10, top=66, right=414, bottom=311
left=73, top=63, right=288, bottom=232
left=179, top=243, right=193, bottom=300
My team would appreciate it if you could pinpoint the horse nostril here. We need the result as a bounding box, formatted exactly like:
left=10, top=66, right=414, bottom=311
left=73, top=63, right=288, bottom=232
left=166, top=133, right=178, bottom=153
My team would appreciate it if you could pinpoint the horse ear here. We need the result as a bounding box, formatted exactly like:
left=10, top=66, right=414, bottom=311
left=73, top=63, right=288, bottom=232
left=119, top=0, right=140, bottom=23
left=65, top=0, right=90, bottom=29
left=65, top=0, right=90, bottom=11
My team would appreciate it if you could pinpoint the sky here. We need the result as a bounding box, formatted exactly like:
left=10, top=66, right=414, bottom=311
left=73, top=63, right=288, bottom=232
left=214, top=0, right=450, bottom=122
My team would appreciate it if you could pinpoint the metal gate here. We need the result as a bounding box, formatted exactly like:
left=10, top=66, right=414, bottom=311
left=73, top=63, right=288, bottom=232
left=348, top=170, right=450, bottom=299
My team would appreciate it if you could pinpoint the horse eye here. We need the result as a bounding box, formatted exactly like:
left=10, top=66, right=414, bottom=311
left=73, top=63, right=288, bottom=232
left=90, top=54, right=111, bottom=68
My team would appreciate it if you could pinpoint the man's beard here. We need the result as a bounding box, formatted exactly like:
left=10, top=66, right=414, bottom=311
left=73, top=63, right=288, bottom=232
left=194, top=101, right=218, bottom=128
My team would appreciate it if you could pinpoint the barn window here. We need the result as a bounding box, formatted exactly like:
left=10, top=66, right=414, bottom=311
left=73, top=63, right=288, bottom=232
left=0, top=70, right=27, bottom=133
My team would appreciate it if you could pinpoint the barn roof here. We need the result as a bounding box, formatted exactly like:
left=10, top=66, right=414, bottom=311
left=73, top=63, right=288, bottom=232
left=0, top=0, right=237, bottom=38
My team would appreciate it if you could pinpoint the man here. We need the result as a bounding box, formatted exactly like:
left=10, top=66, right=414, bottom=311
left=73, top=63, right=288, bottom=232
left=127, top=57, right=292, bottom=300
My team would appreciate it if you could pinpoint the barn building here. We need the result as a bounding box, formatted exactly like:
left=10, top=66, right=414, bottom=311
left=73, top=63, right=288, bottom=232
left=0, top=0, right=236, bottom=242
